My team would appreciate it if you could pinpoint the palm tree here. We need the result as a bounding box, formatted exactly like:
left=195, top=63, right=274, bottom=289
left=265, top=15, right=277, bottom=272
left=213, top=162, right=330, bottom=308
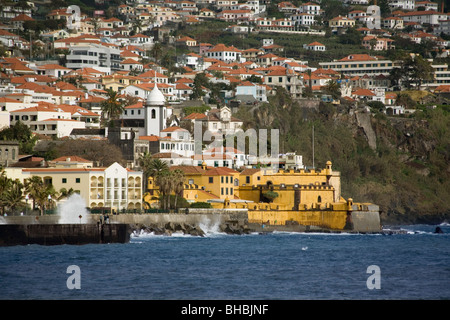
left=146, top=158, right=169, bottom=180
left=57, top=187, right=78, bottom=201
left=138, top=151, right=153, bottom=190
left=155, top=170, right=173, bottom=210
left=4, top=179, right=24, bottom=214
left=323, top=80, right=341, bottom=100
left=24, top=175, right=42, bottom=212
left=172, top=169, right=185, bottom=209
left=0, top=169, right=12, bottom=215
left=100, top=88, right=124, bottom=126
left=25, top=176, right=56, bottom=215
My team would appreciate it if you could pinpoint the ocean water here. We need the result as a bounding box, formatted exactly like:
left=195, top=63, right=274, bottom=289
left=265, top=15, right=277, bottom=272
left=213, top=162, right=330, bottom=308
left=0, top=223, right=449, bottom=300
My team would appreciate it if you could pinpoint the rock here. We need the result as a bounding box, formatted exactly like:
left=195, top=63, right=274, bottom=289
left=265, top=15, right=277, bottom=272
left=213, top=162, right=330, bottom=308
left=188, top=227, right=205, bottom=237
left=434, top=226, right=444, bottom=234
left=165, top=222, right=176, bottom=231
left=223, top=224, right=249, bottom=235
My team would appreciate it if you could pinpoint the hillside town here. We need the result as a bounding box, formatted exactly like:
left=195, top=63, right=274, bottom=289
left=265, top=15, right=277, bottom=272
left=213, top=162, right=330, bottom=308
left=0, top=0, right=449, bottom=215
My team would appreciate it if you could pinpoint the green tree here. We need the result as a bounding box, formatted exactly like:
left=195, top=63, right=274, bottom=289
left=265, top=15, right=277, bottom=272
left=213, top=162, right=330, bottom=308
left=0, top=121, right=38, bottom=154
left=190, top=72, right=209, bottom=100
left=171, top=169, right=185, bottom=209
left=323, top=80, right=341, bottom=100
left=143, top=158, right=169, bottom=180
left=156, top=169, right=174, bottom=210
left=4, top=179, right=24, bottom=213
left=150, top=42, right=163, bottom=64
left=262, top=191, right=279, bottom=203
left=339, top=27, right=362, bottom=45
left=100, top=88, right=124, bottom=125
left=396, top=54, right=433, bottom=89
left=322, top=0, right=349, bottom=21
left=0, top=169, right=12, bottom=215
left=407, top=54, right=433, bottom=89
left=24, top=176, right=56, bottom=215
left=57, top=187, right=78, bottom=201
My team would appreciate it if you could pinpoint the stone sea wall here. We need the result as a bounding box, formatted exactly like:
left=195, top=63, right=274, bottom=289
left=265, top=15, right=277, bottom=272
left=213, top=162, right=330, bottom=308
left=0, top=223, right=130, bottom=246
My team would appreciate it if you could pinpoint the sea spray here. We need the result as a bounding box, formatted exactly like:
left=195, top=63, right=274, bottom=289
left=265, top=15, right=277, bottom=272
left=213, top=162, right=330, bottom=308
left=198, top=216, right=224, bottom=236
left=57, top=193, right=89, bottom=224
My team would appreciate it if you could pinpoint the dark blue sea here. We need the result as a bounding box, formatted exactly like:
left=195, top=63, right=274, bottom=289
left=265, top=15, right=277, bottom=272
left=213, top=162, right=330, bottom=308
left=1, top=223, right=449, bottom=301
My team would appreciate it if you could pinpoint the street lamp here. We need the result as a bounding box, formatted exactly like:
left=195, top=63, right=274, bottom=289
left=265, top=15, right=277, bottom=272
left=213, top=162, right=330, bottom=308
left=47, top=194, right=52, bottom=214
left=25, top=194, right=29, bottom=215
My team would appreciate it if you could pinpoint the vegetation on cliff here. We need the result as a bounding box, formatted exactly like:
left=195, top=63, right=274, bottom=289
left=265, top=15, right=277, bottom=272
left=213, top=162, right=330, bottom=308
left=234, top=89, right=450, bottom=224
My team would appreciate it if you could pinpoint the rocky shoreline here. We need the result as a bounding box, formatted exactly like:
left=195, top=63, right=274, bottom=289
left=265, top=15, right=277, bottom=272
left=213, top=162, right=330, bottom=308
left=131, top=222, right=253, bottom=237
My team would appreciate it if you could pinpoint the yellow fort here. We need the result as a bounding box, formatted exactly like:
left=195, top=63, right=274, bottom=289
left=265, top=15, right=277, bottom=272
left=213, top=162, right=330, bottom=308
left=144, top=161, right=381, bottom=233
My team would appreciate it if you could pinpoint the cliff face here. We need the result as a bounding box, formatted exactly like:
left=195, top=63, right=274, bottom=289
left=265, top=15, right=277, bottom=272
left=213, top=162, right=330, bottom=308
left=236, top=101, right=450, bottom=225
left=340, top=109, right=450, bottom=225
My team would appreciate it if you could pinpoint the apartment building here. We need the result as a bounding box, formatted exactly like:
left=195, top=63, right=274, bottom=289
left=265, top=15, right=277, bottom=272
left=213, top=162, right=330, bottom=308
left=235, top=81, right=268, bottom=102
left=319, top=54, right=394, bottom=77
left=205, top=44, right=244, bottom=63
left=389, top=0, right=416, bottom=10
left=66, top=43, right=122, bottom=75
left=8, top=162, right=143, bottom=211
left=362, top=36, right=395, bottom=51
left=264, top=67, right=303, bottom=98
left=329, top=16, right=355, bottom=32
left=398, top=10, right=448, bottom=26
left=298, top=2, right=321, bottom=15
left=291, top=13, right=315, bottom=26
left=159, top=126, right=195, bottom=159
left=9, top=103, right=99, bottom=138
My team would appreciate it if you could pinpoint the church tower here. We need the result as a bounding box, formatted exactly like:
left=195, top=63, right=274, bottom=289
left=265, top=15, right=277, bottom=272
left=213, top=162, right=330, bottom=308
left=144, top=81, right=166, bottom=136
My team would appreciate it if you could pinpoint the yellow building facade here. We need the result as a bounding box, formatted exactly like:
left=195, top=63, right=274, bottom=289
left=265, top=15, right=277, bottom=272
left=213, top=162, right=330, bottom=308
left=143, top=161, right=378, bottom=231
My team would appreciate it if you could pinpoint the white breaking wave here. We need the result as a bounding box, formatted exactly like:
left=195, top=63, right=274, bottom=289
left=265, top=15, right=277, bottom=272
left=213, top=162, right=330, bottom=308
left=198, top=221, right=224, bottom=236
left=57, top=194, right=89, bottom=224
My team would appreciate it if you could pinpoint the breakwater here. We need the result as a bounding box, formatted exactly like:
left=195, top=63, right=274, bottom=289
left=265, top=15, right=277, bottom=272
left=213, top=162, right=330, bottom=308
left=0, top=223, right=130, bottom=246
left=0, top=207, right=383, bottom=245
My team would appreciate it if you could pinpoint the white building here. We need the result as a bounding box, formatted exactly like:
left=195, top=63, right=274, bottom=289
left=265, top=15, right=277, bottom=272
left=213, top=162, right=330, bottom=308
left=398, top=10, right=448, bottom=26
left=319, top=54, right=394, bottom=77
left=121, top=82, right=174, bottom=102
left=159, top=126, right=195, bottom=159
left=434, top=19, right=450, bottom=35
left=298, top=2, right=321, bottom=16
left=34, top=64, right=72, bottom=78
left=415, top=1, right=439, bottom=11
left=205, top=44, right=244, bottom=63
left=303, top=42, right=326, bottom=51
left=7, top=162, right=143, bottom=211
left=66, top=43, right=122, bottom=75
left=144, top=82, right=167, bottom=137
left=388, top=0, right=416, bottom=10
left=291, top=13, right=315, bottom=26
left=9, top=103, right=98, bottom=138
left=235, top=81, right=268, bottom=102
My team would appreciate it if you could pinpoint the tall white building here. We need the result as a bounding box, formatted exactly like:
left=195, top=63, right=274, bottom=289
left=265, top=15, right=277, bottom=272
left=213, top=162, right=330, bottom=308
left=66, top=43, right=122, bottom=74
left=144, top=82, right=167, bottom=136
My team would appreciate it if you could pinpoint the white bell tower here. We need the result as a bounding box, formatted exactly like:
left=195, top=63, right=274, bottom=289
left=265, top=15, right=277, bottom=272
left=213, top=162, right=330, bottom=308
left=144, top=81, right=166, bottom=136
